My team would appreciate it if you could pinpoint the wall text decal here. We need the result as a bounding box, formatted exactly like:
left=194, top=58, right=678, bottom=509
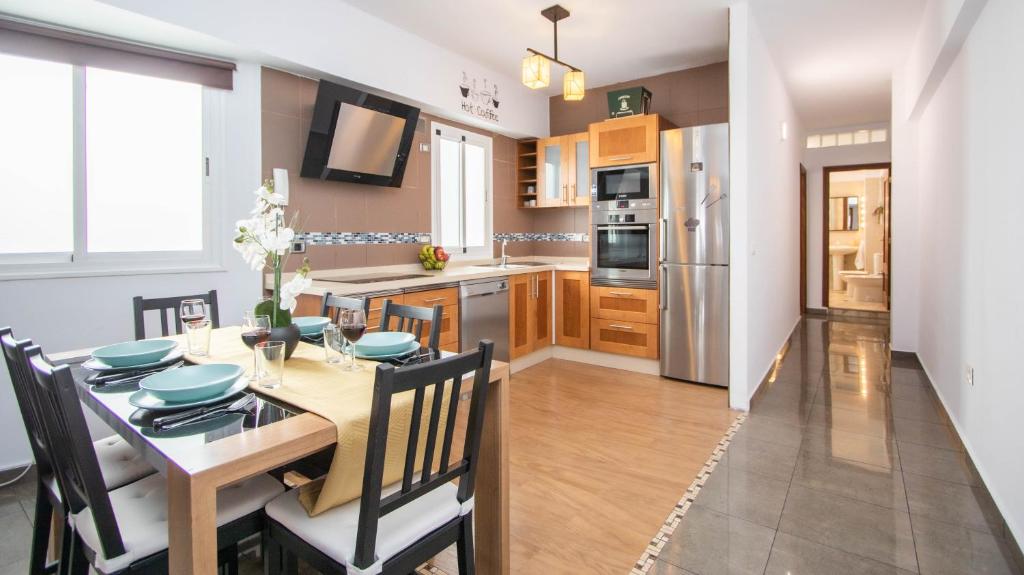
left=459, top=72, right=500, bottom=123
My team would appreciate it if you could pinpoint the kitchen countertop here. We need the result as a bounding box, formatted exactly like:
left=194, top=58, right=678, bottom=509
left=269, top=257, right=591, bottom=298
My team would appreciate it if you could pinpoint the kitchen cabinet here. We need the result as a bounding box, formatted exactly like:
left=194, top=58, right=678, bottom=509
left=590, top=318, right=658, bottom=359
left=535, top=132, right=590, bottom=207
left=588, top=114, right=663, bottom=167
left=555, top=271, right=590, bottom=349
left=404, top=287, right=460, bottom=349
left=590, top=286, right=659, bottom=324
left=509, top=272, right=552, bottom=359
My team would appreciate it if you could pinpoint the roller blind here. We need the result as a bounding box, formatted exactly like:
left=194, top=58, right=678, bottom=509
left=0, top=18, right=235, bottom=89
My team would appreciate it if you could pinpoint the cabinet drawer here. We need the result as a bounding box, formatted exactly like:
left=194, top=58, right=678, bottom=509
left=590, top=318, right=658, bottom=359
left=403, top=287, right=458, bottom=309
left=590, top=286, right=659, bottom=324
left=367, top=294, right=403, bottom=332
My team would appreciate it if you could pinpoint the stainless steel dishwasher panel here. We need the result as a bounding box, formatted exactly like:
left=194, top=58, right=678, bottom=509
left=459, top=277, right=510, bottom=361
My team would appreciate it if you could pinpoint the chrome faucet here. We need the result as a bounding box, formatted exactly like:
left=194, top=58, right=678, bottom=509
left=498, top=239, right=510, bottom=267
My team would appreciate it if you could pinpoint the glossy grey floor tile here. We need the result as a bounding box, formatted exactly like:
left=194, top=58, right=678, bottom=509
left=792, top=449, right=908, bottom=511
left=896, top=441, right=980, bottom=486
left=903, top=471, right=1003, bottom=534
left=895, top=417, right=963, bottom=451
left=800, top=424, right=901, bottom=470
left=736, top=413, right=805, bottom=448
left=647, top=559, right=698, bottom=575
left=0, top=508, right=33, bottom=570
left=912, top=515, right=1022, bottom=575
left=807, top=402, right=893, bottom=439
left=720, top=431, right=801, bottom=481
left=765, top=532, right=917, bottom=575
left=659, top=505, right=776, bottom=575
left=692, top=462, right=790, bottom=529
left=778, top=484, right=918, bottom=572
left=891, top=396, right=945, bottom=424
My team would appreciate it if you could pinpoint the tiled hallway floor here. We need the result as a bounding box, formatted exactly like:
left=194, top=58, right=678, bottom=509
left=649, top=316, right=1023, bottom=575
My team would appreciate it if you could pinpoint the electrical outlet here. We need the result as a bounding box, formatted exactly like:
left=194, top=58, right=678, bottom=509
left=291, top=240, right=306, bottom=254
left=966, top=365, right=974, bottom=387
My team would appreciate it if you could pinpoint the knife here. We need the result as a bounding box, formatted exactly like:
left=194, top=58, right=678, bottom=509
left=153, top=393, right=256, bottom=430
left=89, top=361, right=184, bottom=386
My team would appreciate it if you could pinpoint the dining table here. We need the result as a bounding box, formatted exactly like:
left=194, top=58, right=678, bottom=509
left=50, top=326, right=510, bottom=575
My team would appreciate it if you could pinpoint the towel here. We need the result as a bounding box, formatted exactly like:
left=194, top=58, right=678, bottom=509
left=854, top=238, right=866, bottom=270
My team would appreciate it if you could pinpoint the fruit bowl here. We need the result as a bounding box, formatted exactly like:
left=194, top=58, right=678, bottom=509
left=418, top=244, right=450, bottom=271
left=422, top=259, right=447, bottom=271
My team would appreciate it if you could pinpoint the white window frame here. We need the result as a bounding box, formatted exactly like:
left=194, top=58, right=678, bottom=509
left=0, top=63, right=224, bottom=280
left=430, top=121, right=493, bottom=260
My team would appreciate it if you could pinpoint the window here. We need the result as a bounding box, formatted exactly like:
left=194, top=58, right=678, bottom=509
left=431, top=122, right=493, bottom=259
left=0, top=53, right=219, bottom=277
left=806, top=128, right=888, bottom=149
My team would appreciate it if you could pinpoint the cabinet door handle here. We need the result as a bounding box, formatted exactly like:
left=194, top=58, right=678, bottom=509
left=571, top=183, right=577, bottom=203
left=422, top=297, right=447, bottom=303
left=609, top=324, right=634, bottom=330
left=608, top=291, right=633, bottom=297
left=369, top=307, right=383, bottom=313
left=609, top=155, right=633, bottom=161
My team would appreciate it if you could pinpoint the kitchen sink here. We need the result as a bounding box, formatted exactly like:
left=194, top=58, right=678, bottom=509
left=476, top=261, right=550, bottom=269
left=318, top=273, right=433, bottom=284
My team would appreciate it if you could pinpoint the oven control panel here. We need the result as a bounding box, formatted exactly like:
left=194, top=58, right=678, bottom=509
left=594, top=199, right=657, bottom=211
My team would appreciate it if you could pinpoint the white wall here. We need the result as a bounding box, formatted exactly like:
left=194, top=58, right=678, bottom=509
left=728, top=3, right=803, bottom=410
left=98, top=0, right=550, bottom=138
left=0, top=63, right=263, bottom=470
left=895, top=0, right=1024, bottom=544
left=802, top=124, right=891, bottom=310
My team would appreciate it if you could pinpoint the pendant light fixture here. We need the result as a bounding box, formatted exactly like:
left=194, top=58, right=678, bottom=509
left=521, top=4, right=585, bottom=101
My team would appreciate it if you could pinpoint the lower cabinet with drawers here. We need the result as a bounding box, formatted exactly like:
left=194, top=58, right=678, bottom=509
left=589, top=285, right=659, bottom=359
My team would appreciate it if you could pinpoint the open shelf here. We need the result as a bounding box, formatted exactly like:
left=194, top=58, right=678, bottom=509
left=516, top=138, right=539, bottom=209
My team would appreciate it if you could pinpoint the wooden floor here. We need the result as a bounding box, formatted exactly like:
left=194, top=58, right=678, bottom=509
left=434, top=358, right=736, bottom=575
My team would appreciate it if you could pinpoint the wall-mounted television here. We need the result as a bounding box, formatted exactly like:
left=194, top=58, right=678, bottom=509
left=300, top=80, right=420, bottom=188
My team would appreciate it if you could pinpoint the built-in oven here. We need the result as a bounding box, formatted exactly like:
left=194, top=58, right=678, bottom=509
left=591, top=163, right=655, bottom=203
left=591, top=207, right=658, bottom=288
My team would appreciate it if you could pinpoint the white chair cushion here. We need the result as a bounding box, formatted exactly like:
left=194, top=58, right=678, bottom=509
left=72, top=472, right=284, bottom=574
left=265, top=481, right=468, bottom=573
left=92, top=435, right=155, bottom=490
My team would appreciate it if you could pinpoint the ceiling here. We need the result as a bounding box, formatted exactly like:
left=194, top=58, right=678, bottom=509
left=341, top=0, right=731, bottom=96
left=753, top=0, right=927, bottom=130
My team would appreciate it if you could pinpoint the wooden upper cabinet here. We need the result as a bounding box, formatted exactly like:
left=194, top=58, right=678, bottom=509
left=535, top=132, right=589, bottom=207
left=555, top=271, right=590, bottom=349
left=589, top=114, right=661, bottom=167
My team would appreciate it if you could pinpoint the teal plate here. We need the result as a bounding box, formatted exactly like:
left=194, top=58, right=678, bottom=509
left=129, top=379, right=248, bottom=412
left=352, top=340, right=421, bottom=360
left=83, top=349, right=184, bottom=373
left=294, top=316, right=331, bottom=336
left=354, top=331, right=417, bottom=355
left=139, top=364, right=244, bottom=403
left=92, top=339, right=178, bottom=368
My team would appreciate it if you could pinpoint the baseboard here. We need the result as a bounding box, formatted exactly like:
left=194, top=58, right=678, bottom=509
left=805, top=307, right=828, bottom=316
left=917, top=361, right=1024, bottom=569
left=509, top=347, right=554, bottom=374
left=747, top=315, right=802, bottom=407
left=509, top=345, right=660, bottom=376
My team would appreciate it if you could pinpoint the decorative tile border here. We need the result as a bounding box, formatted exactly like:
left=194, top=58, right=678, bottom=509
left=630, top=413, right=748, bottom=575
left=297, top=231, right=589, bottom=245
left=494, top=232, right=589, bottom=242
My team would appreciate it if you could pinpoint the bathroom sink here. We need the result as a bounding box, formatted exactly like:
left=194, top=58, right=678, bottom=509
left=829, top=245, right=858, bottom=255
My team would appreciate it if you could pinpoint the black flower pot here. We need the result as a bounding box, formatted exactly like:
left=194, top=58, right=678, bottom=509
left=270, top=323, right=301, bottom=360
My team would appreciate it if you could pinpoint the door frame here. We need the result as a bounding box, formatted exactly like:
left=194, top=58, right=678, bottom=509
left=821, top=162, right=892, bottom=309
left=799, top=164, right=807, bottom=314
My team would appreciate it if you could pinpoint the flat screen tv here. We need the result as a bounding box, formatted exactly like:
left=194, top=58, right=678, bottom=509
left=300, top=80, right=420, bottom=187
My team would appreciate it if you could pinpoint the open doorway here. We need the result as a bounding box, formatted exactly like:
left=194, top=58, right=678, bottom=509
left=822, top=163, right=891, bottom=313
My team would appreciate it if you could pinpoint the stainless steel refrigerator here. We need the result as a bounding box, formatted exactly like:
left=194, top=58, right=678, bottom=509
left=659, top=124, right=730, bottom=387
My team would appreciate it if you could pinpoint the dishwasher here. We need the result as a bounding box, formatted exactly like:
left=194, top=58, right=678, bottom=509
left=459, top=277, right=510, bottom=361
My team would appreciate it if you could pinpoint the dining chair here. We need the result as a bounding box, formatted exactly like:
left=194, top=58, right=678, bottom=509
left=379, top=300, right=444, bottom=351
left=1, top=328, right=156, bottom=575
left=23, top=346, right=285, bottom=575
left=262, top=340, right=495, bottom=575
left=321, top=293, right=371, bottom=323
left=132, top=289, right=221, bottom=340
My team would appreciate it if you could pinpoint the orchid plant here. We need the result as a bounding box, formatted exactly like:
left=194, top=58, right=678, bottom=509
left=233, top=179, right=312, bottom=328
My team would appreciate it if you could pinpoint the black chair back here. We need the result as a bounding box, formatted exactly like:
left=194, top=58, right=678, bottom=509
left=0, top=327, right=54, bottom=476
left=320, top=293, right=371, bottom=323
left=25, top=347, right=127, bottom=561
left=132, top=289, right=220, bottom=340
left=379, top=300, right=444, bottom=351
left=352, top=340, right=494, bottom=569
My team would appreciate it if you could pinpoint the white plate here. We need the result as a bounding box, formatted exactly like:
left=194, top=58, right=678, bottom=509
left=129, top=378, right=248, bottom=412
left=83, top=349, right=185, bottom=373
left=352, top=340, right=421, bottom=360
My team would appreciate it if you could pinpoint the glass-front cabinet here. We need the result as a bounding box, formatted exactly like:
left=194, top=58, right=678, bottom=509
left=535, top=132, right=589, bottom=208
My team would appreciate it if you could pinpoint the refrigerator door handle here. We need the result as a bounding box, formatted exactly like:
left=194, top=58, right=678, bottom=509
left=659, top=217, right=667, bottom=262
left=660, top=265, right=668, bottom=310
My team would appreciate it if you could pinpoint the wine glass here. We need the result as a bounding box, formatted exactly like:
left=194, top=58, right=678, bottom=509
left=180, top=299, right=207, bottom=327
left=241, top=312, right=271, bottom=382
left=339, top=309, right=367, bottom=372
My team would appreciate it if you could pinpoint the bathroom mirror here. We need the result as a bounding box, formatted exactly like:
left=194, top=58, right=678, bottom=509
left=829, top=196, right=860, bottom=231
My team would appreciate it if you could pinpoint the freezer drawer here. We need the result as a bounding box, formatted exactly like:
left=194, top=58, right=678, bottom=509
left=660, top=263, right=729, bottom=387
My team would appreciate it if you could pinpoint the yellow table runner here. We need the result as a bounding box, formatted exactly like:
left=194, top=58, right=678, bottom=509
left=168, top=327, right=448, bottom=516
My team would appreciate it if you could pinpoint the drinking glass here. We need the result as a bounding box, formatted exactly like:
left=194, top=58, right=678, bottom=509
left=184, top=318, right=211, bottom=357
left=323, top=324, right=344, bottom=364
left=339, top=309, right=367, bottom=372
left=180, top=299, right=208, bottom=327
left=241, top=312, right=271, bottom=382
left=255, top=341, right=285, bottom=389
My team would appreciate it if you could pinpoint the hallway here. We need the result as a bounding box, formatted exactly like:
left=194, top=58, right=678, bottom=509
left=648, top=316, right=1022, bottom=574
